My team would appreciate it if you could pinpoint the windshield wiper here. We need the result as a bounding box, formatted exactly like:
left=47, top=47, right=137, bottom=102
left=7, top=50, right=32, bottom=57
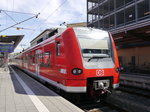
left=88, top=56, right=105, bottom=62
left=85, top=54, right=109, bottom=62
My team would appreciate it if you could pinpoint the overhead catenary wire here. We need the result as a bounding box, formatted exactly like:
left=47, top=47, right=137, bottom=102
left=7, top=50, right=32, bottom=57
left=0, top=0, right=52, bottom=32
left=43, top=0, right=68, bottom=23
left=0, top=9, right=37, bottom=15
left=1, top=10, right=34, bottom=31
left=29, top=0, right=68, bottom=37
left=0, top=13, right=40, bottom=33
left=2, top=10, right=17, bottom=23
left=0, top=0, right=67, bottom=34
left=27, top=0, right=51, bottom=33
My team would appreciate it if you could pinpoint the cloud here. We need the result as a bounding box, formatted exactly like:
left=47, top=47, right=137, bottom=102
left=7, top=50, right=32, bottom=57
left=29, top=0, right=86, bottom=26
left=0, top=0, right=87, bottom=52
left=0, top=0, right=86, bottom=29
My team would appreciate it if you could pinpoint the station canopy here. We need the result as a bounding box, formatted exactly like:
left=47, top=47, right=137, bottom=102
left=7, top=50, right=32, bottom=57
left=0, top=35, right=24, bottom=53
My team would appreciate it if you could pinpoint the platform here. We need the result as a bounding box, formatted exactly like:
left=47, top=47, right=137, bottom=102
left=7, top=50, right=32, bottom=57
left=0, top=66, right=84, bottom=112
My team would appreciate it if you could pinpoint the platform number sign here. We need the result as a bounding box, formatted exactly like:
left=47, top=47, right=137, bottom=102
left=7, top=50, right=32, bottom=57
left=96, top=70, right=104, bottom=76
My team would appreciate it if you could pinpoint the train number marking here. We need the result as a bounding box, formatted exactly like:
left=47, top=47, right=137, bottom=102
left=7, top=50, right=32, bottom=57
left=96, top=70, right=104, bottom=76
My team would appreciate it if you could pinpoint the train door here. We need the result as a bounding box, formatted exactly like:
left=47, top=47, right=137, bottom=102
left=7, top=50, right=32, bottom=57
left=36, top=54, right=40, bottom=76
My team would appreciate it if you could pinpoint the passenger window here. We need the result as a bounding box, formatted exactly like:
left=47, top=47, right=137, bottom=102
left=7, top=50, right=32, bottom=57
left=29, top=55, right=32, bottom=65
left=56, top=42, right=60, bottom=56
left=43, top=52, right=50, bottom=67
left=32, top=54, right=36, bottom=64
left=39, top=54, right=43, bottom=66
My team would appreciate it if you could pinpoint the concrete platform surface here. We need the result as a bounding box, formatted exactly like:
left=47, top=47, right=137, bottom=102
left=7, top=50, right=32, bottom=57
left=0, top=66, right=84, bottom=112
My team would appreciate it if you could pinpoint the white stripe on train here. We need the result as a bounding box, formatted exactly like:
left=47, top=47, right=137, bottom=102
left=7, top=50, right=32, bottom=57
left=17, top=66, right=119, bottom=93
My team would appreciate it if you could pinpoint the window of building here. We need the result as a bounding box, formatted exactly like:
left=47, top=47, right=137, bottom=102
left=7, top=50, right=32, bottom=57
left=109, top=0, right=115, bottom=12
left=137, top=0, right=150, bottom=20
left=56, top=41, right=60, bottom=56
left=116, top=0, right=125, bottom=9
left=88, top=14, right=93, bottom=23
left=125, top=6, right=135, bottom=24
left=99, top=6, right=103, bottom=15
left=98, top=0, right=103, bottom=3
left=103, top=17, right=109, bottom=28
left=99, top=20, right=103, bottom=28
left=92, top=14, right=99, bottom=21
left=88, top=2, right=98, bottom=10
left=88, top=2, right=93, bottom=10
left=109, top=14, right=115, bottom=28
left=116, top=10, right=125, bottom=26
left=125, top=0, right=134, bottom=4
left=103, top=1, right=109, bottom=15
left=37, top=38, right=43, bottom=44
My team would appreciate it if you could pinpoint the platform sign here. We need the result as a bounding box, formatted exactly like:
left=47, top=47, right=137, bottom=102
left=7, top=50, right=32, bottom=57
left=0, top=44, right=14, bottom=52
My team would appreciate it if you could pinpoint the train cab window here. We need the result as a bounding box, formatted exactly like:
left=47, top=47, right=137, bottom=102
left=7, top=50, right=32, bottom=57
left=56, top=41, right=60, bottom=56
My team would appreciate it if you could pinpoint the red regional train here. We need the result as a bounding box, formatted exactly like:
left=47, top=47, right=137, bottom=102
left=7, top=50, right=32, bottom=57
left=11, top=27, right=120, bottom=100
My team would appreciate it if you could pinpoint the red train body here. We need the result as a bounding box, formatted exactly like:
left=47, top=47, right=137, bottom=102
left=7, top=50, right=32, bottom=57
left=12, top=27, right=120, bottom=98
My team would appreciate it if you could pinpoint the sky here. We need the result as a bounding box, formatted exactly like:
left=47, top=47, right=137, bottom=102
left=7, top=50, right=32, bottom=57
left=0, top=0, right=87, bottom=52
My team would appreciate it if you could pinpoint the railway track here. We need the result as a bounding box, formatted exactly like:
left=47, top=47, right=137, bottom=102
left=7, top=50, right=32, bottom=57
left=118, top=85, right=150, bottom=98
left=119, top=73, right=150, bottom=98
left=105, top=89, right=150, bottom=112
left=76, top=100, right=126, bottom=112
left=76, top=84, right=150, bottom=112
left=120, top=74, right=150, bottom=90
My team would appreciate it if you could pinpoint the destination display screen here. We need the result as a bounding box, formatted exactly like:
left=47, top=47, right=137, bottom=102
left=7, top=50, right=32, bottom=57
left=0, top=44, right=14, bottom=52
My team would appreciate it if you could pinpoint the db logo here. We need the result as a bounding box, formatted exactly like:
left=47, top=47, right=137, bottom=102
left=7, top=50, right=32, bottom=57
left=96, top=70, right=104, bottom=76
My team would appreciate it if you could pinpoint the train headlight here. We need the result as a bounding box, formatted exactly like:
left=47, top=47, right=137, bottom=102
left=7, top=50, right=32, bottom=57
left=71, top=68, right=83, bottom=75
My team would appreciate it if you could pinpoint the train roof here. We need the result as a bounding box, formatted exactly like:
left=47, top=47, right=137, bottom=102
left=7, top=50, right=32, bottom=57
left=30, top=27, right=107, bottom=45
left=15, top=27, right=108, bottom=56
left=73, top=27, right=107, bottom=32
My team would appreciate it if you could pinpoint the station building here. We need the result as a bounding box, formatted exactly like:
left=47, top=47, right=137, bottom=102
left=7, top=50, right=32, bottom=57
left=30, top=22, right=87, bottom=47
left=0, top=35, right=23, bottom=68
left=87, top=0, right=150, bottom=73
left=67, top=22, right=87, bottom=27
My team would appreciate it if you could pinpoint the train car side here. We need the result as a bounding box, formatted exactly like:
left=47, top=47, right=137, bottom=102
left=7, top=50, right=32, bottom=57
left=11, top=27, right=120, bottom=99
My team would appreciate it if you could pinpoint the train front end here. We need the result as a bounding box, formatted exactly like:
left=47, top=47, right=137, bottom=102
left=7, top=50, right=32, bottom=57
left=63, top=27, right=120, bottom=99
left=73, top=28, right=120, bottom=98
